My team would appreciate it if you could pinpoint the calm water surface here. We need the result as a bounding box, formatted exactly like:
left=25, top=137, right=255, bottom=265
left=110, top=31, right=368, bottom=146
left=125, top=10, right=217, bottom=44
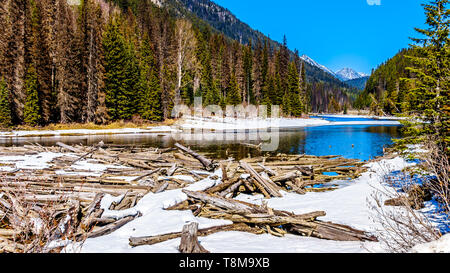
left=0, top=117, right=402, bottom=161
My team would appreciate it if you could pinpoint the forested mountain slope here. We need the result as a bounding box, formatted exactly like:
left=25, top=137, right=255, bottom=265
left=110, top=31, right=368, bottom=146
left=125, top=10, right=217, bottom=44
left=354, top=48, right=418, bottom=115
left=0, top=0, right=357, bottom=127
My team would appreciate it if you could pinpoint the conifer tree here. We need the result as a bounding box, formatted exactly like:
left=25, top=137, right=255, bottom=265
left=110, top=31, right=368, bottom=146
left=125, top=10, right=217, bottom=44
left=139, top=38, right=162, bottom=121
left=287, top=62, right=303, bottom=117
left=103, top=18, right=137, bottom=120
left=402, top=0, right=449, bottom=150
left=205, top=79, right=221, bottom=106
left=243, top=42, right=254, bottom=104
left=23, top=66, right=41, bottom=126
left=0, top=77, right=12, bottom=127
left=226, top=72, right=241, bottom=106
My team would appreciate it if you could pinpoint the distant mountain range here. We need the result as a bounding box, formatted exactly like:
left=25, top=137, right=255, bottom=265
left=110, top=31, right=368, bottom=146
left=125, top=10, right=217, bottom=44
left=299, top=55, right=370, bottom=90
left=335, top=68, right=368, bottom=82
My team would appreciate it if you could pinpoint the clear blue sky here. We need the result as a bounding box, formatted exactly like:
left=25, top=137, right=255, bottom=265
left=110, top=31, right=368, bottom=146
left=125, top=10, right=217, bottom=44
left=212, top=0, right=427, bottom=74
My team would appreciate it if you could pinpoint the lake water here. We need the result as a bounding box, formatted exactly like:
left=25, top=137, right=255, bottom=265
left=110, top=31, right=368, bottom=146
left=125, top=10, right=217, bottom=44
left=0, top=116, right=401, bottom=161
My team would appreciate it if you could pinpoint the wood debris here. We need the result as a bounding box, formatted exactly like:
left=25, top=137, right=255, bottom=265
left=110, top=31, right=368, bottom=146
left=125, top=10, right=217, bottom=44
left=0, top=141, right=374, bottom=253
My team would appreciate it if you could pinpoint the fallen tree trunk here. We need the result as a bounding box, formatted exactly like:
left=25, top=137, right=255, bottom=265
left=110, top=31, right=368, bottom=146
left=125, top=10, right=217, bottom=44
left=129, top=223, right=260, bottom=247
left=240, top=161, right=282, bottom=198
left=182, top=189, right=257, bottom=214
left=175, top=143, right=216, bottom=171
left=84, top=212, right=142, bottom=239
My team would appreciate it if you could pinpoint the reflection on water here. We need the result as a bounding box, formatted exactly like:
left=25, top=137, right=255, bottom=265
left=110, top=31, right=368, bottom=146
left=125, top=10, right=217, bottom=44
left=0, top=123, right=401, bottom=161
left=303, top=125, right=401, bottom=161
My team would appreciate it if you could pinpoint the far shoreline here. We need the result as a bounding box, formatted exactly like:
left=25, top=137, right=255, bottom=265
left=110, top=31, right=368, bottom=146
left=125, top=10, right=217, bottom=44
left=0, top=114, right=403, bottom=139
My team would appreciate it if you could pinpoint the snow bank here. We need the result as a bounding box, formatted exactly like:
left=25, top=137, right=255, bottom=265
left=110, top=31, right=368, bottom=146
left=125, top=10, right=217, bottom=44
left=315, top=114, right=408, bottom=121
left=0, top=126, right=179, bottom=138
left=0, top=152, right=65, bottom=170
left=67, top=170, right=233, bottom=253
left=411, top=234, right=450, bottom=253
left=178, top=116, right=401, bottom=132
left=60, top=156, right=417, bottom=253
left=178, top=117, right=330, bottom=131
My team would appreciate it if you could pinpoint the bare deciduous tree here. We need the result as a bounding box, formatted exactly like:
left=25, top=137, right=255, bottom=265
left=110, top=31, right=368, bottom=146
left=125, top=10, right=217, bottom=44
left=174, top=19, right=197, bottom=104
left=368, top=142, right=449, bottom=253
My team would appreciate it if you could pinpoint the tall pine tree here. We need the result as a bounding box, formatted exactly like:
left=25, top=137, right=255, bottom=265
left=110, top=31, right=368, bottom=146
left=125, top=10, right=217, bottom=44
left=0, top=77, right=12, bottom=127
left=103, top=18, right=138, bottom=121
left=23, top=65, right=41, bottom=126
left=401, top=0, right=449, bottom=150
left=139, top=37, right=162, bottom=122
left=226, top=72, right=242, bottom=106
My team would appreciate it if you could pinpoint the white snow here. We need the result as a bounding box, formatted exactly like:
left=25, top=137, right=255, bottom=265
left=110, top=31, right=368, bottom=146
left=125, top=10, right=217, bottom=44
left=300, top=55, right=337, bottom=77
left=178, top=116, right=330, bottom=131
left=315, top=114, right=407, bottom=121
left=0, top=152, right=65, bottom=170
left=177, top=116, right=401, bottom=132
left=335, top=68, right=367, bottom=81
left=57, top=155, right=421, bottom=253
left=0, top=126, right=179, bottom=138
left=68, top=170, right=232, bottom=253
left=0, top=115, right=403, bottom=140
left=411, top=234, right=450, bottom=253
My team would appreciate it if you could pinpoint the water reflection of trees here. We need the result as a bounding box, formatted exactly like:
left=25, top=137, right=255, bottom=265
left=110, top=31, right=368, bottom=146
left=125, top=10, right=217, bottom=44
left=0, top=126, right=402, bottom=161
left=365, top=126, right=401, bottom=138
left=276, top=131, right=307, bottom=155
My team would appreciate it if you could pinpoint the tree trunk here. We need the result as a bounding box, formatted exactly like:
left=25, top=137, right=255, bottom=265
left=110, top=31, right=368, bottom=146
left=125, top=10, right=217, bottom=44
left=178, top=222, right=209, bottom=253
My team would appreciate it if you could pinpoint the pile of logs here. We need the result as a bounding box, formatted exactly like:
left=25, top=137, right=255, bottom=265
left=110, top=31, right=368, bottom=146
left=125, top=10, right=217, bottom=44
left=0, top=141, right=373, bottom=253
left=129, top=188, right=377, bottom=249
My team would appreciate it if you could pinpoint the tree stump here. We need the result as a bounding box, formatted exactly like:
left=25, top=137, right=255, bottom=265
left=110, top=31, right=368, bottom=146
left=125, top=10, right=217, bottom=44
left=178, top=222, right=209, bottom=253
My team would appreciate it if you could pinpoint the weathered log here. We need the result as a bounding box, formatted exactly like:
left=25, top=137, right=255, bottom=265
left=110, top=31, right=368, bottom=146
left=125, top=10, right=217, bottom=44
left=295, top=165, right=314, bottom=176
left=129, top=223, right=261, bottom=247
left=167, top=164, right=178, bottom=177
left=218, top=181, right=243, bottom=198
left=199, top=211, right=321, bottom=227
left=56, top=142, right=83, bottom=153
left=220, top=163, right=228, bottom=181
left=257, top=163, right=278, bottom=177
left=240, top=161, right=282, bottom=198
left=206, top=175, right=240, bottom=194
left=154, top=182, right=169, bottom=194
left=182, top=190, right=255, bottom=213
left=71, top=141, right=105, bottom=164
left=289, top=221, right=377, bottom=242
left=272, top=171, right=302, bottom=183
left=85, top=212, right=142, bottom=239
left=174, top=143, right=216, bottom=171
left=130, top=169, right=160, bottom=183
left=178, top=222, right=209, bottom=253
left=286, top=181, right=306, bottom=195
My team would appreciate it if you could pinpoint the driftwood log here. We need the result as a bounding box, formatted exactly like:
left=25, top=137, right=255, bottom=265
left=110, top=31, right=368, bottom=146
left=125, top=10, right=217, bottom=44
left=175, top=143, right=217, bottom=171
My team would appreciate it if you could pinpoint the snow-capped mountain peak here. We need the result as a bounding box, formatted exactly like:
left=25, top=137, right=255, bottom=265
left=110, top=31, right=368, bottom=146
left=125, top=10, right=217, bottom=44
left=300, top=55, right=336, bottom=77
left=335, top=68, right=367, bottom=81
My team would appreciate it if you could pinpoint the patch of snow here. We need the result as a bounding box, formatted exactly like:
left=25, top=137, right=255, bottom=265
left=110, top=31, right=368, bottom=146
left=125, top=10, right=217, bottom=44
left=179, top=117, right=330, bottom=131
left=0, top=126, right=180, bottom=138
left=158, top=175, right=196, bottom=183
left=300, top=55, right=337, bottom=77
left=0, top=152, right=65, bottom=170
left=61, top=156, right=418, bottom=253
left=411, top=234, right=450, bottom=253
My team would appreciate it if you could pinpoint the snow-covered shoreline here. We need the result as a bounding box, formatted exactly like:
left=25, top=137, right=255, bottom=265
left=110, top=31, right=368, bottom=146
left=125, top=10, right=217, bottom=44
left=178, top=116, right=400, bottom=132
left=62, top=155, right=414, bottom=253
left=0, top=115, right=401, bottom=139
left=0, top=140, right=446, bottom=253
left=0, top=126, right=180, bottom=138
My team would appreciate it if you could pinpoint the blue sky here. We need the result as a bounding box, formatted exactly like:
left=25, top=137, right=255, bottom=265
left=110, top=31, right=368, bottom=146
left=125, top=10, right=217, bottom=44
left=212, top=0, right=427, bottom=74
